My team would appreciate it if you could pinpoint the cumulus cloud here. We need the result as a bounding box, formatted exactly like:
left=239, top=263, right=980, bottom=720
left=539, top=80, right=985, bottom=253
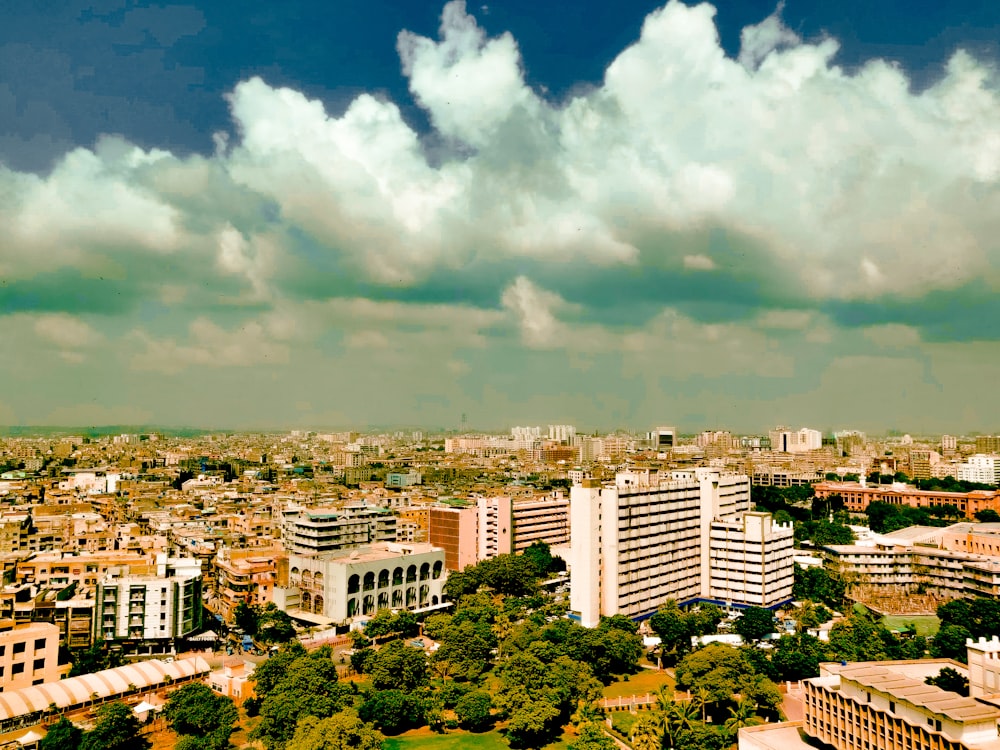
left=2, top=0, right=1000, bottom=427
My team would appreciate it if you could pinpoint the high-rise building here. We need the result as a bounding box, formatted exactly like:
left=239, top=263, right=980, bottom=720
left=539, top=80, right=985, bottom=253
left=428, top=505, right=479, bottom=571
left=548, top=425, right=576, bottom=444
left=569, top=468, right=792, bottom=627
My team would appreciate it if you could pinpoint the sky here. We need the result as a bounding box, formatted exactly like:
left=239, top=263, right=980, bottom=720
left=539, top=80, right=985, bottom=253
left=1, top=0, right=999, bottom=434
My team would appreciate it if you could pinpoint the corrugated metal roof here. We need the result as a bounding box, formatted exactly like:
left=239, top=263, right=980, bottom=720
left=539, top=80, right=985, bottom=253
left=0, top=657, right=209, bottom=721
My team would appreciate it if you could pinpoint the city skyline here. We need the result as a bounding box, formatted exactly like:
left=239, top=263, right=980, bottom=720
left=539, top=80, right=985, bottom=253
left=2, top=1, right=1000, bottom=432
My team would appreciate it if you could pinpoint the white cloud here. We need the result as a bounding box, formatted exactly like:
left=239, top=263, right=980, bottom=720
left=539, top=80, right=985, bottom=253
left=129, top=317, right=290, bottom=374
left=33, top=314, right=102, bottom=349
left=683, top=254, right=717, bottom=271
left=501, top=276, right=565, bottom=347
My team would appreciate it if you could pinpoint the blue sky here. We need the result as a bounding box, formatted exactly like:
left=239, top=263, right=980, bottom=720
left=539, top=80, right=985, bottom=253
left=1, top=0, right=999, bottom=433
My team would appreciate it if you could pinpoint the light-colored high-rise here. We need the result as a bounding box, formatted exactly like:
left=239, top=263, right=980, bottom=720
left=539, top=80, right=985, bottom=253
left=569, top=468, right=793, bottom=627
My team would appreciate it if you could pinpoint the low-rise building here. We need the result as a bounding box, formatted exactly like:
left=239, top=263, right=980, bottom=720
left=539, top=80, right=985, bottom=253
left=285, top=542, right=446, bottom=624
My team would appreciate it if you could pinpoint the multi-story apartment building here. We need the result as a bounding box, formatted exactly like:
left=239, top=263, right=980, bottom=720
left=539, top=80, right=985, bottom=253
left=975, top=436, right=1000, bottom=455
left=214, top=551, right=278, bottom=622
left=428, top=505, right=479, bottom=571
left=94, top=556, right=203, bottom=648
left=476, top=495, right=570, bottom=560
left=814, top=481, right=1000, bottom=520
left=569, top=468, right=791, bottom=627
left=284, top=542, right=446, bottom=623
left=280, top=504, right=396, bottom=555
left=0, top=621, right=65, bottom=690
left=769, top=427, right=823, bottom=453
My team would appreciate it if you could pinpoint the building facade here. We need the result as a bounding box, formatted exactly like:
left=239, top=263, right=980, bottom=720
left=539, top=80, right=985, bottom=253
left=94, top=557, right=203, bottom=646
left=708, top=512, right=794, bottom=608
left=0, top=621, right=65, bottom=691
left=569, top=468, right=790, bottom=627
left=280, top=505, right=397, bottom=555
left=803, top=662, right=1000, bottom=750
left=286, top=542, right=446, bottom=624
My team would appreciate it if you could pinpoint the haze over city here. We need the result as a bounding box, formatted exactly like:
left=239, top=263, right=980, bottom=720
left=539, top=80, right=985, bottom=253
left=2, top=0, right=999, bottom=433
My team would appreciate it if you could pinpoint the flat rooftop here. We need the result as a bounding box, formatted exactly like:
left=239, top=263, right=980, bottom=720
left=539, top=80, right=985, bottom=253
left=828, top=662, right=999, bottom=724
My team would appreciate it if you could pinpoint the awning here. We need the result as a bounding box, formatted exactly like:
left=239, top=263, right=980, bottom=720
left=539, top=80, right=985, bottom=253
left=285, top=609, right=336, bottom=626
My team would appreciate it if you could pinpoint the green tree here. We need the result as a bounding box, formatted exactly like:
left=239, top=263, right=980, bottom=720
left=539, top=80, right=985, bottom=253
left=455, top=691, right=492, bottom=731
left=976, top=509, right=1000, bottom=523
left=569, top=723, right=615, bottom=750
left=80, top=701, right=149, bottom=750
left=734, top=607, right=775, bottom=642
left=164, top=682, right=238, bottom=750
left=252, top=647, right=354, bottom=750
left=931, top=624, right=973, bottom=662
left=233, top=601, right=259, bottom=636
left=257, top=603, right=296, bottom=643
left=649, top=600, right=694, bottom=663
left=358, top=690, right=426, bottom=734
left=630, top=714, right=663, bottom=750
left=367, top=640, right=428, bottom=692
left=40, top=716, right=82, bottom=750
left=724, top=699, right=764, bottom=739
left=925, top=666, right=970, bottom=696
left=286, top=712, right=383, bottom=750
left=69, top=643, right=124, bottom=677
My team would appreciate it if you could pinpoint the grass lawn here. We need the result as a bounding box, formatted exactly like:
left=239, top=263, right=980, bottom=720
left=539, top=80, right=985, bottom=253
left=383, top=731, right=510, bottom=750
left=382, top=728, right=574, bottom=750
left=883, top=614, right=940, bottom=637
left=610, top=709, right=654, bottom=737
left=603, top=669, right=674, bottom=699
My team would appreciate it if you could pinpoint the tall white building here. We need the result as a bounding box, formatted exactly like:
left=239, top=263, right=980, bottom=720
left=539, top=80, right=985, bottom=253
left=770, top=426, right=823, bottom=453
left=548, top=425, right=576, bottom=444
left=569, top=468, right=793, bottom=627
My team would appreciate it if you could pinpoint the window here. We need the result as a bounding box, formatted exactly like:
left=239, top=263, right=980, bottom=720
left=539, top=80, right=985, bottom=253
left=33, top=658, right=44, bottom=671
left=12, top=663, right=24, bottom=675
left=34, top=638, right=46, bottom=650
left=13, top=642, right=25, bottom=655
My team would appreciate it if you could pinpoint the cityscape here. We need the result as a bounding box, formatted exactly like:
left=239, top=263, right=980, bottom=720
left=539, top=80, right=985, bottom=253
left=3, top=0, right=1000, bottom=749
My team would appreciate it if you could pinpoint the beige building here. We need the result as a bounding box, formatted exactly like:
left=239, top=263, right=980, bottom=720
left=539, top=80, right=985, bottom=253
left=0, top=621, right=65, bottom=691
left=804, top=661, right=1000, bottom=750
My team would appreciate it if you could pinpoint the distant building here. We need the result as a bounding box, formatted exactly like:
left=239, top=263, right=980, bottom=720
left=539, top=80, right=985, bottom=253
left=386, top=470, right=422, bottom=489
left=769, top=427, right=823, bottom=453
left=814, top=481, right=1000, bottom=520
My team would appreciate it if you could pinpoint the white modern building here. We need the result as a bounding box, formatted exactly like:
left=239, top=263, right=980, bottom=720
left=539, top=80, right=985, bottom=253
left=285, top=542, right=447, bottom=624
left=569, top=468, right=793, bottom=627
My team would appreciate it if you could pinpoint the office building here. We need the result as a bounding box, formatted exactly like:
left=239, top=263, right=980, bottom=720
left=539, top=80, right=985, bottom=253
left=428, top=505, right=479, bottom=571
left=569, top=468, right=792, bottom=627
left=814, top=481, right=1000, bottom=520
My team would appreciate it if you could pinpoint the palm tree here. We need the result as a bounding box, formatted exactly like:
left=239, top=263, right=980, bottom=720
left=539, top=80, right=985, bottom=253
left=663, top=700, right=699, bottom=748
left=630, top=714, right=663, bottom=750
left=724, top=698, right=764, bottom=739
